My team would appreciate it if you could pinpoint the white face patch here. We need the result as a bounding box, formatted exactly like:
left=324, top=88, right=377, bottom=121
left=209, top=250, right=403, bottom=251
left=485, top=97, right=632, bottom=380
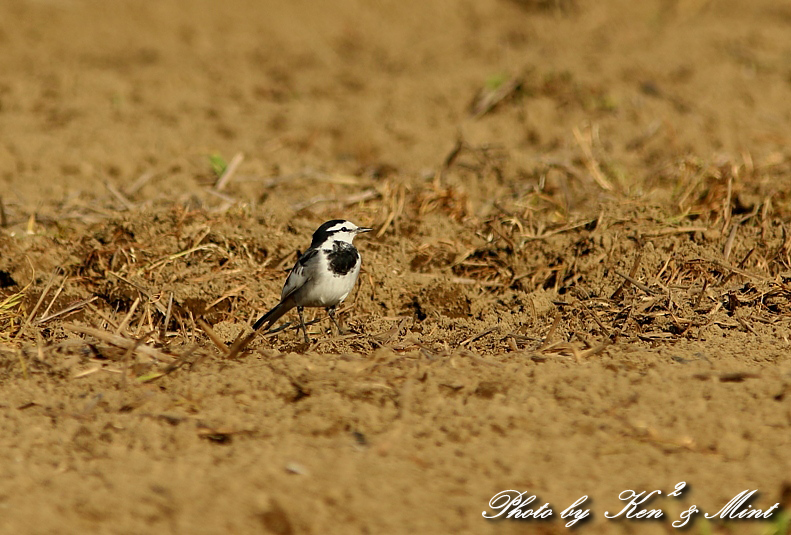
left=321, top=221, right=359, bottom=246
left=311, top=220, right=370, bottom=249
left=327, top=221, right=356, bottom=234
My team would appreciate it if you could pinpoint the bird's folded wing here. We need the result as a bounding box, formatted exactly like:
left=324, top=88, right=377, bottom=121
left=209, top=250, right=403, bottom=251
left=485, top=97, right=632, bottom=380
left=280, top=248, right=319, bottom=301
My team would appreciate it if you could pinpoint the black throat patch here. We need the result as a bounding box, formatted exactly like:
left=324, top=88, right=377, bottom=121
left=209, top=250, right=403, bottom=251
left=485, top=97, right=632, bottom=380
left=327, top=241, right=359, bottom=276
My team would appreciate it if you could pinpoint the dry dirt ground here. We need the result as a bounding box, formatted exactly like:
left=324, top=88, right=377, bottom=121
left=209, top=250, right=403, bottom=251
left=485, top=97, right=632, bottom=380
left=2, top=0, right=791, bottom=533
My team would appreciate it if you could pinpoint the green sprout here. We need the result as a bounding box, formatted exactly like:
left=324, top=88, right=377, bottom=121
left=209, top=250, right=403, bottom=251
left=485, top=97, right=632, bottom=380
left=485, top=73, right=508, bottom=91
left=208, top=153, right=228, bottom=177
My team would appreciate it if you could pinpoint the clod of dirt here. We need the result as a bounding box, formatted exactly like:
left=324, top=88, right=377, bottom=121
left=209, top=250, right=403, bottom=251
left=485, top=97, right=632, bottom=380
left=526, top=288, right=558, bottom=319
left=212, top=320, right=248, bottom=345
left=257, top=498, right=294, bottom=535
left=416, top=281, right=471, bottom=319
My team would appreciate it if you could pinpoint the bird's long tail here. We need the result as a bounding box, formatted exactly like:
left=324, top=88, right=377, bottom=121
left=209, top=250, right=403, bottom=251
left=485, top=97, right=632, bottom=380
left=226, top=299, right=295, bottom=358
left=252, top=299, right=295, bottom=331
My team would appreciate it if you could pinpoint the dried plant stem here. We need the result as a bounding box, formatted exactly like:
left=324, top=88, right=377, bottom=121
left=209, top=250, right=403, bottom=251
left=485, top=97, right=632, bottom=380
left=14, top=270, right=60, bottom=340
left=115, top=297, right=141, bottom=335
left=215, top=152, right=244, bottom=191
left=197, top=318, right=229, bottom=356
left=37, top=296, right=98, bottom=324
left=0, top=195, right=7, bottom=227
left=572, top=125, right=614, bottom=191
left=611, top=251, right=643, bottom=300
left=64, top=324, right=173, bottom=363
left=539, top=310, right=562, bottom=350
left=105, top=181, right=135, bottom=211
left=642, top=226, right=707, bottom=237
left=40, top=276, right=67, bottom=320
left=614, top=270, right=654, bottom=295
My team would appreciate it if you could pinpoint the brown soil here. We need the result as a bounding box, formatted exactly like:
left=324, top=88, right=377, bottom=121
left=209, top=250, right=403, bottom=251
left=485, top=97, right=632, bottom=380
left=2, top=0, right=791, bottom=533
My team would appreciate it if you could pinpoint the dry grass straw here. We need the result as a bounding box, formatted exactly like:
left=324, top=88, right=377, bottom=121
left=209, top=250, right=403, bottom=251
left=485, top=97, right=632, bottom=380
left=459, top=152, right=791, bottom=358
left=0, top=288, right=27, bottom=343
left=64, top=324, right=174, bottom=363
left=4, top=148, right=791, bottom=376
left=572, top=124, right=614, bottom=192
left=469, top=75, right=524, bottom=118
left=214, top=152, right=244, bottom=192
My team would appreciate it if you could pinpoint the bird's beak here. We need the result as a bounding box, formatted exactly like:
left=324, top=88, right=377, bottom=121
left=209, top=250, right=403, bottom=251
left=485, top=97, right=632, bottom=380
left=357, top=227, right=373, bottom=234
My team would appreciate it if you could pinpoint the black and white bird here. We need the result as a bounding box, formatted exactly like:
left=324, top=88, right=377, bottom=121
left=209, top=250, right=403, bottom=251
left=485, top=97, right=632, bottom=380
left=251, top=219, right=372, bottom=343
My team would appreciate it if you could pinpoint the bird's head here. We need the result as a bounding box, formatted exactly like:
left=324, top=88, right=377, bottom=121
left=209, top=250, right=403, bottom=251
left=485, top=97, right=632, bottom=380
left=311, top=219, right=372, bottom=247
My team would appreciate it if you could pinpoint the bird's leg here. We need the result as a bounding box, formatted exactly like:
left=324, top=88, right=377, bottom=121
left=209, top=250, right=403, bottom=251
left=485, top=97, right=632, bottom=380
left=326, top=306, right=345, bottom=335
left=297, top=306, right=310, bottom=344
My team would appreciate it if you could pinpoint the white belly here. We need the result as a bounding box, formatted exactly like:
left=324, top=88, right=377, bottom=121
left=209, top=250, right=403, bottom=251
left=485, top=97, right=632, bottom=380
left=291, top=257, right=360, bottom=308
